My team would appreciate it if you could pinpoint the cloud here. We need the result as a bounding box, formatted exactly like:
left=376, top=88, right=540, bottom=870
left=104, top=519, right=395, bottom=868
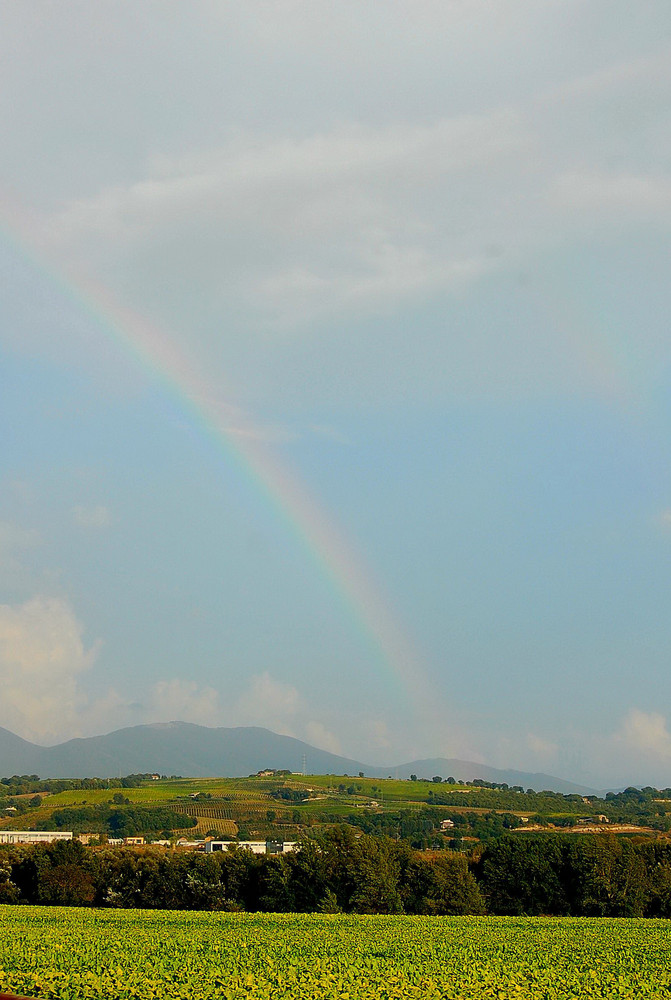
left=234, top=671, right=302, bottom=736
left=22, top=70, right=668, bottom=407
left=2, top=4, right=671, bottom=411
left=368, top=719, right=393, bottom=752
left=621, top=708, right=671, bottom=758
left=37, top=111, right=526, bottom=326
left=0, top=520, right=39, bottom=553
left=72, top=504, right=112, bottom=529
left=305, top=721, right=341, bottom=755
left=526, top=733, right=559, bottom=760
left=232, top=672, right=345, bottom=754
left=0, top=596, right=100, bottom=742
left=150, top=678, right=221, bottom=727
left=549, top=171, right=671, bottom=224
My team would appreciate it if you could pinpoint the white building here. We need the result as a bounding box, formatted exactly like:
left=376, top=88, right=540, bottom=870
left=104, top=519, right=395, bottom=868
left=205, top=840, right=297, bottom=855
left=0, top=831, right=73, bottom=845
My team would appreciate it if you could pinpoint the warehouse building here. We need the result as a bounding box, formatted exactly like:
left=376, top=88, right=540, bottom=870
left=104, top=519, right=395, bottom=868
left=205, top=839, right=297, bottom=855
left=0, top=831, right=73, bottom=845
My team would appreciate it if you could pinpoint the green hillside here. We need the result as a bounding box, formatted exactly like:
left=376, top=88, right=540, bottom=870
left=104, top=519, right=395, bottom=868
left=2, top=771, right=670, bottom=845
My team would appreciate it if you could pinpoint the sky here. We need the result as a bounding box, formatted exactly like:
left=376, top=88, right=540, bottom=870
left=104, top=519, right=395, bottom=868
left=1, top=1, right=671, bottom=788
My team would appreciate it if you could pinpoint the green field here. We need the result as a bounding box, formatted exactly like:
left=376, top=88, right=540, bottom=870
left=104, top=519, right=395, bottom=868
left=4, top=772, right=671, bottom=846
left=1, top=907, right=671, bottom=999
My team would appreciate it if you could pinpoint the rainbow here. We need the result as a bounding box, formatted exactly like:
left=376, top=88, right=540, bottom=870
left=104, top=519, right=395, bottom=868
left=0, top=196, right=440, bottom=733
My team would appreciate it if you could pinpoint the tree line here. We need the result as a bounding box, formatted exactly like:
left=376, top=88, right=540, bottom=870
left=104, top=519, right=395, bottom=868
left=35, top=804, right=197, bottom=838
left=3, top=831, right=671, bottom=916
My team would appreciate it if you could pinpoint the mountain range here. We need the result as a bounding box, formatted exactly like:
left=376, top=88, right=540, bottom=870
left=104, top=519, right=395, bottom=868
left=0, top=722, right=597, bottom=794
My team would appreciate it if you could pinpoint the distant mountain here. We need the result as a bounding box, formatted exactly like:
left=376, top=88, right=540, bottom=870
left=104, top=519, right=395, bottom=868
left=379, top=758, right=597, bottom=796
left=0, top=723, right=372, bottom=781
left=0, top=722, right=597, bottom=794
left=0, top=727, right=42, bottom=774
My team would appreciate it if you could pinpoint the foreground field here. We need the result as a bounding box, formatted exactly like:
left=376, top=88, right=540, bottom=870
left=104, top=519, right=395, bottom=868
left=1, top=907, right=671, bottom=999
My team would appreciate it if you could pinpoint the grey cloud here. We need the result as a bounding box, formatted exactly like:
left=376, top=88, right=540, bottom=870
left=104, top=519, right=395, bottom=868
left=2, top=3, right=670, bottom=409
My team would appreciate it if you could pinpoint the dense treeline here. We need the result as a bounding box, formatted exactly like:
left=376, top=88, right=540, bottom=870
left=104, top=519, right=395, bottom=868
left=346, top=806, right=521, bottom=846
left=34, top=805, right=197, bottom=837
left=425, top=785, right=671, bottom=830
left=0, top=831, right=483, bottom=914
left=3, top=831, right=671, bottom=916
left=0, top=774, right=153, bottom=796
left=473, top=834, right=671, bottom=916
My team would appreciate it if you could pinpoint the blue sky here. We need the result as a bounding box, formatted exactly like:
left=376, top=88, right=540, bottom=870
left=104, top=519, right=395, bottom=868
left=1, top=1, right=671, bottom=786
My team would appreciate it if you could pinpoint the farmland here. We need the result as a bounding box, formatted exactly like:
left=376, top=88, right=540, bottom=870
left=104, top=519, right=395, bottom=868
left=3, top=772, right=671, bottom=847
left=1, top=906, right=670, bottom=1000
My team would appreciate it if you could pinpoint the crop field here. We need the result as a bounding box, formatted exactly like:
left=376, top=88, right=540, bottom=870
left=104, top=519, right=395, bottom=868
left=1, top=907, right=671, bottom=1000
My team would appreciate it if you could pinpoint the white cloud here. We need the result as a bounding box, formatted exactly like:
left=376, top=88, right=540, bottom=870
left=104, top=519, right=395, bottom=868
left=368, top=719, right=393, bottom=752
left=526, top=733, right=559, bottom=760
left=549, top=171, right=671, bottom=222
left=234, top=671, right=302, bottom=736
left=0, top=520, right=39, bottom=553
left=1, top=3, right=669, bottom=411
left=72, top=504, right=112, bottom=529
left=38, top=111, right=527, bottom=320
left=0, top=596, right=99, bottom=742
left=232, top=672, right=346, bottom=754
left=150, top=678, right=221, bottom=727
left=305, top=721, right=341, bottom=756
left=621, top=708, right=671, bottom=758
left=20, top=73, right=667, bottom=407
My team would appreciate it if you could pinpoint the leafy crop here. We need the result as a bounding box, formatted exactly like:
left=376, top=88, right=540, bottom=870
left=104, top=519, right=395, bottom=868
left=2, top=906, right=671, bottom=999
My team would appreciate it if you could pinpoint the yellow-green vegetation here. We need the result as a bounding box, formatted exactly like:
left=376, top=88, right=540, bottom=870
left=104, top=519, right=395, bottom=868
left=3, top=773, right=671, bottom=844
left=1, top=906, right=670, bottom=1000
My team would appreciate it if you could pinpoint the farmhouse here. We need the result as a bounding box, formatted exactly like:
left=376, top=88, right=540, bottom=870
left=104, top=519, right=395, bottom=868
left=0, top=831, right=73, bottom=845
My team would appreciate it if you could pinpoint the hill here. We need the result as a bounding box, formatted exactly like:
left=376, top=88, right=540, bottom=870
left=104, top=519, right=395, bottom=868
left=387, top=758, right=596, bottom=795
left=0, top=722, right=596, bottom=794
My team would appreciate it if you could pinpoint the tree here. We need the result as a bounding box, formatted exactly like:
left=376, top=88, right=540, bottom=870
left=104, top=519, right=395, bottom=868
left=348, top=836, right=403, bottom=914
left=474, top=835, right=570, bottom=915
left=401, top=852, right=485, bottom=915
left=14, top=840, right=95, bottom=906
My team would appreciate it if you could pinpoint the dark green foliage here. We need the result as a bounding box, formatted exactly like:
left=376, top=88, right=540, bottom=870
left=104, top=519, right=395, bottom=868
left=4, top=831, right=671, bottom=916
left=0, top=774, right=146, bottom=796
left=473, top=834, right=661, bottom=916
left=35, top=804, right=197, bottom=836
left=474, top=835, right=570, bottom=915
left=13, top=839, right=95, bottom=906
left=270, top=788, right=309, bottom=802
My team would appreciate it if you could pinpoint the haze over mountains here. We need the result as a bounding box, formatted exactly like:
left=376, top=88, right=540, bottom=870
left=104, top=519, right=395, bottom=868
left=0, top=722, right=597, bottom=794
